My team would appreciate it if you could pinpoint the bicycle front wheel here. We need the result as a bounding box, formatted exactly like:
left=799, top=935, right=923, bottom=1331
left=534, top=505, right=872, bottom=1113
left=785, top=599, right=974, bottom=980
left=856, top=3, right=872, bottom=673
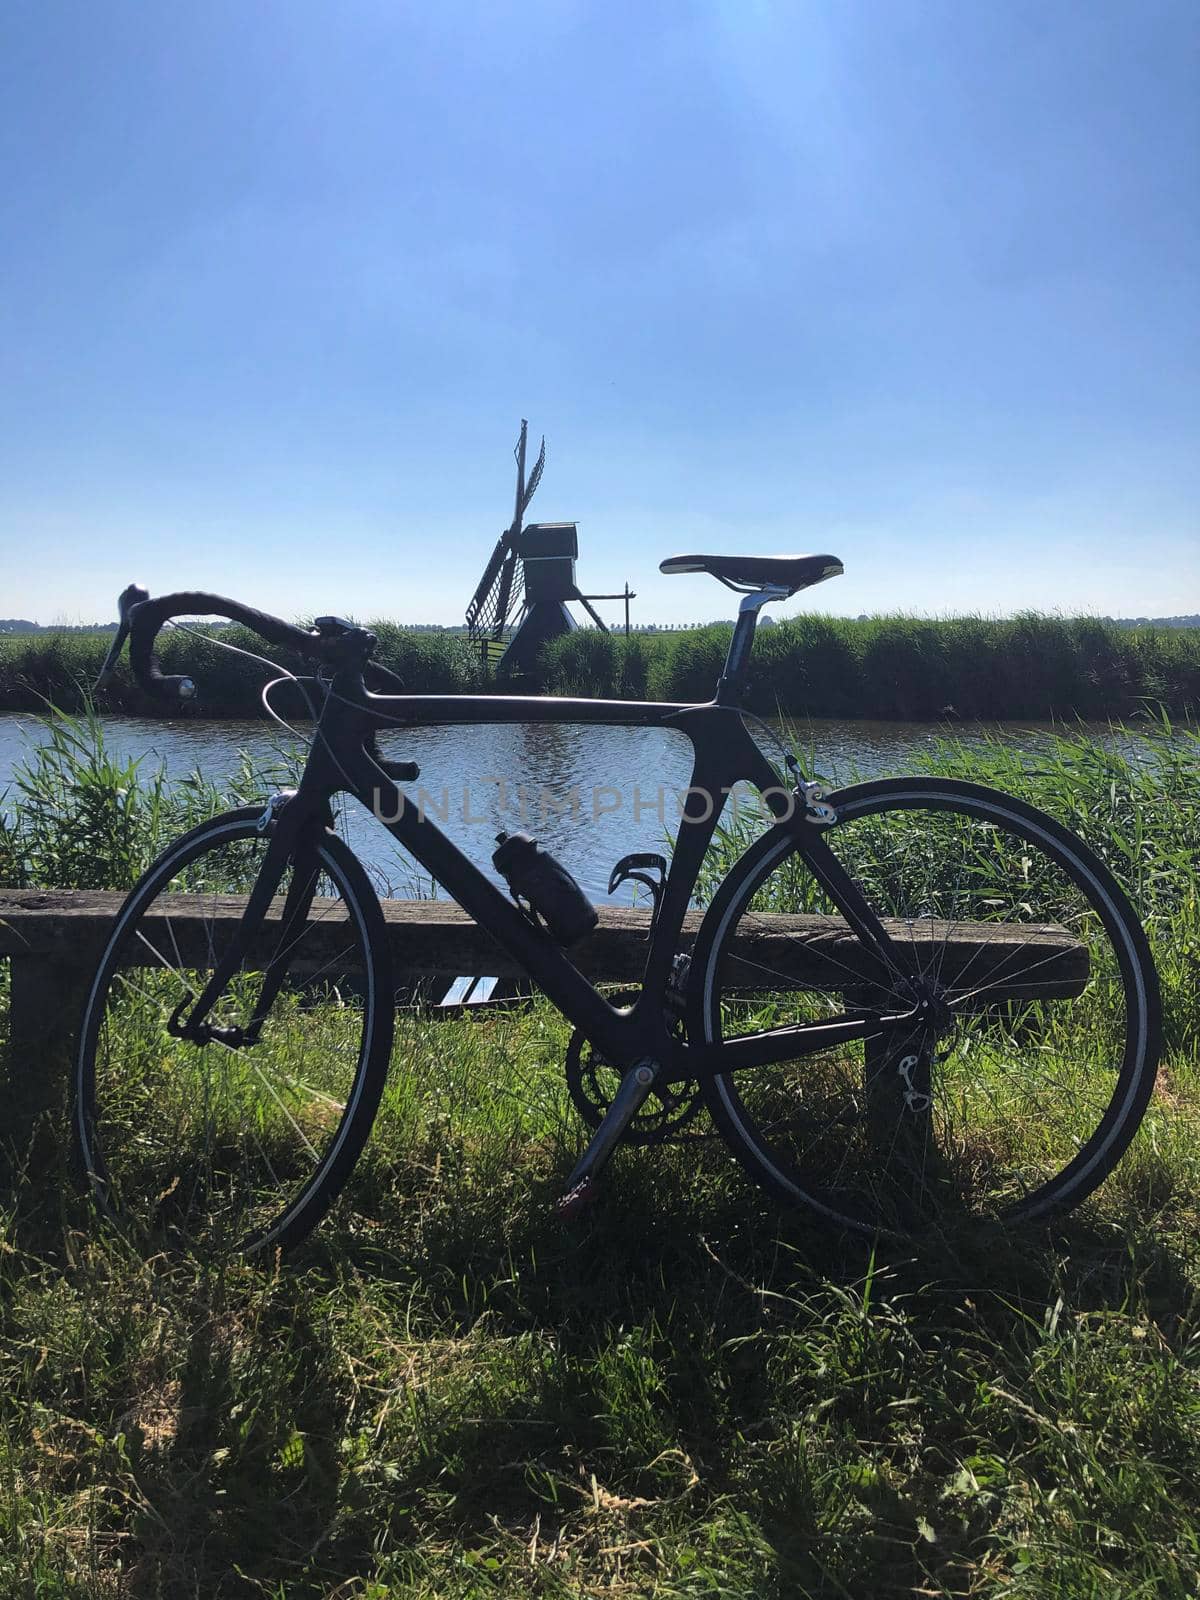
left=694, top=777, right=1160, bottom=1234
left=75, top=807, right=394, bottom=1259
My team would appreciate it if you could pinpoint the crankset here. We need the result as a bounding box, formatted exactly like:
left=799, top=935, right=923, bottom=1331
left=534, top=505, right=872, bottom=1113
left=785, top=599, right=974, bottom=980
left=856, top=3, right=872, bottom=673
left=564, top=989, right=704, bottom=1145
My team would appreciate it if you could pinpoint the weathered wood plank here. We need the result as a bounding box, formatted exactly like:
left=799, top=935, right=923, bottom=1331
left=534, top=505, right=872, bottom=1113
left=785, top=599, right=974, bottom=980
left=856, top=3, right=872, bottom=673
left=0, top=887, right=1088, bottom=1161
left=0, top=886, right=1088, bottom=996
left=713, top=915, right=1088, bottom=1000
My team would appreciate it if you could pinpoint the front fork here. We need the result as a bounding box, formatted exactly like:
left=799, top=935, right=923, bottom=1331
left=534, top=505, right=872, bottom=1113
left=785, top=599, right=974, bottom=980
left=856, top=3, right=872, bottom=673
left=167, top=792, right=329, bottom=1047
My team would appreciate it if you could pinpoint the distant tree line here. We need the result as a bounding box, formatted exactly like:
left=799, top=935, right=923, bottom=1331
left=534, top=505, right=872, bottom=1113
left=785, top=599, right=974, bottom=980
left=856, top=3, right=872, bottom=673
left=1, top=620, right=118, bottom=634
left=1102, top=616, right=1200, bottom=630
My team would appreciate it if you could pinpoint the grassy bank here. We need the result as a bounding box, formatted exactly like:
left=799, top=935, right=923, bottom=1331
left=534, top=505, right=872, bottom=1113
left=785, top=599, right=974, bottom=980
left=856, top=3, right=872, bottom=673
left=0, top=623, right=486, bottom=718
left=543, top=614, right=1200, bottom=720
left=1, top=715, right=1198, bottom=1596
left=3, top=613, right=1199, bottom=719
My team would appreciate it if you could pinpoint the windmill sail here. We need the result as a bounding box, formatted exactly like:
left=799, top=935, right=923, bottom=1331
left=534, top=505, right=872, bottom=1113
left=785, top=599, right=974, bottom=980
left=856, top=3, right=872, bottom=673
left=465, top=533, right=523, bottom=655
left=466, top=421, right=544, bottom=663
left=521, top=434, right=546, bottom=515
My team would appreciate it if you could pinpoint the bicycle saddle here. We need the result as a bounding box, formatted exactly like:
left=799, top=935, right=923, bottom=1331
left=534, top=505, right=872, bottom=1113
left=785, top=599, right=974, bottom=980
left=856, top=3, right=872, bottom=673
left=658, top=553, right=843, bottom=594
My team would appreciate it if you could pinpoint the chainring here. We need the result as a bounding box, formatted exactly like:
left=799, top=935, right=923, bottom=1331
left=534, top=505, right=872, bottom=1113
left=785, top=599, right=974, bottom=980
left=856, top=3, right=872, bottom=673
left=564, top=989, right=705, bottom=1145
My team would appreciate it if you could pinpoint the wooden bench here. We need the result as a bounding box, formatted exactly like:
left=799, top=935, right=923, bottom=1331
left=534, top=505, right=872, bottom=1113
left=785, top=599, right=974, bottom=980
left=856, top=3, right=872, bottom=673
left=0, top=887, right=1088, bottom=1155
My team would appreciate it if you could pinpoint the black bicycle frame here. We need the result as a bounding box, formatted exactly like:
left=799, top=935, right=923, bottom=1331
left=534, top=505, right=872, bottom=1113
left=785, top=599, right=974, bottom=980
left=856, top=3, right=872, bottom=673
left=178, top=671, right=915, bottom=1084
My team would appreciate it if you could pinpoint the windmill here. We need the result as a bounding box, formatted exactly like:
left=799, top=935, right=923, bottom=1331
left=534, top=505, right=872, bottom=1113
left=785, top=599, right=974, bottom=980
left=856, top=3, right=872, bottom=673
left=465, top=422, right=634, bottom=676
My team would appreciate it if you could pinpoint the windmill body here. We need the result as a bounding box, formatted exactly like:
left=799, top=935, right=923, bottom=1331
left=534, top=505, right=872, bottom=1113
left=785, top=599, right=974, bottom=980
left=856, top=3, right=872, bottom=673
left=465, top=424, right=632, bottom=678
left=502, top=521, right=580, bottom=673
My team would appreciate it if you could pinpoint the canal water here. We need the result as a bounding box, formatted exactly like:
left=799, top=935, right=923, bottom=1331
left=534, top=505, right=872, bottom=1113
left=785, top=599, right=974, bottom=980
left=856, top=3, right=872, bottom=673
left=0, top=710, right=1167, bottom=903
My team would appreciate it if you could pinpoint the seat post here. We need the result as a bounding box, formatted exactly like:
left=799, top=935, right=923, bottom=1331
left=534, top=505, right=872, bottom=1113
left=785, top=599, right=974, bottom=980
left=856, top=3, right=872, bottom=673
left=715, top=584, right=790, bottom=706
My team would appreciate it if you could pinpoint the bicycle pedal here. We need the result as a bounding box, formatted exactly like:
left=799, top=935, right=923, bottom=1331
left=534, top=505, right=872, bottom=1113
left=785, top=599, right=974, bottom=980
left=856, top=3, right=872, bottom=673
left=557, top=1176, right=599, bottom=1219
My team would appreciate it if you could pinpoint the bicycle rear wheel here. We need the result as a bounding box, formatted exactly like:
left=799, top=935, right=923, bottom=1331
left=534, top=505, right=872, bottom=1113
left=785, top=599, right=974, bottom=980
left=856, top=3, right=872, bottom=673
left=75, top=806, right=394, bottom=1258
left=694, top=777, right=1160, bottom=1234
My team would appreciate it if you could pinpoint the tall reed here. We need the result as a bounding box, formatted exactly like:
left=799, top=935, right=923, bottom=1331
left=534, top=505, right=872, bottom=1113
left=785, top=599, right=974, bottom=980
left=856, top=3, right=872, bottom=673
left=0, top=704, right=274, bottom=890
left=0, top=623, right=484, bottom=717
left=3, top=614, right=1197, bottom=718
left=699, top=713, right=1198, bottom=1059
left=544, top=614, right=1200, bottom=719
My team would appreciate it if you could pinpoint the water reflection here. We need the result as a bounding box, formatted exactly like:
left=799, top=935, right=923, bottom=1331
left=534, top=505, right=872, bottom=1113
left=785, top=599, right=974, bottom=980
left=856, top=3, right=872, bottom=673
left=0, top=710, right=1174, bottom=903
left=370, top=718, right=696, bottom=899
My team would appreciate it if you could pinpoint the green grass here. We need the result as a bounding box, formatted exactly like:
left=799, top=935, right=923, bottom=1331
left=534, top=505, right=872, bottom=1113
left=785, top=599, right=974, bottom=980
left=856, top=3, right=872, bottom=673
left=3, top=612, right=1198, bottom=718
left=1, top=713, right=1198, bottom=1595
left=3, top=1008, right=1200, bottom=1597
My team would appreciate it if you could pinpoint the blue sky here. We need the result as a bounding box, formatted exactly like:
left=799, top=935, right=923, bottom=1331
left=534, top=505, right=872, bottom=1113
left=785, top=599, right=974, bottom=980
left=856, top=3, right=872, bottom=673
left=1, top=0, right=1196, bottom=625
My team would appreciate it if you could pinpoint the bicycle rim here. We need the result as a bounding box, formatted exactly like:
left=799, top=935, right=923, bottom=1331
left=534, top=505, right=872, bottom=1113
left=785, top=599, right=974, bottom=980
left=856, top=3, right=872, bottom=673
left=75, top=810, right=392, bottom=1259
left=697, top=778, right=1160, bottom=1234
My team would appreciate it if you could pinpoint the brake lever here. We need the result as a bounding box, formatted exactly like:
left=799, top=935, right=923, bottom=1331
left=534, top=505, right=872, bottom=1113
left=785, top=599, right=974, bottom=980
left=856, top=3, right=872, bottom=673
left=94, top=582, right=149, bottom=690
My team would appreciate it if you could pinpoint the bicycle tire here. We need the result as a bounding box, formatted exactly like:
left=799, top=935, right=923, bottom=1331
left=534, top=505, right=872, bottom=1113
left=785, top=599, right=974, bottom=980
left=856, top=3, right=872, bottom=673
left=692, top=776, right=1161, bottom=1233
left=75, top=806, right=394, bottom=1258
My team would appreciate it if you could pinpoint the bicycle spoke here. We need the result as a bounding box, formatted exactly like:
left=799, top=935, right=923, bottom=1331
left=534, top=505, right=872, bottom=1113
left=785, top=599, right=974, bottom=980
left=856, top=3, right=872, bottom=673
left=78, top=814, right=387, bottom=1260
left=702, top=783, right=1155, bottom=1232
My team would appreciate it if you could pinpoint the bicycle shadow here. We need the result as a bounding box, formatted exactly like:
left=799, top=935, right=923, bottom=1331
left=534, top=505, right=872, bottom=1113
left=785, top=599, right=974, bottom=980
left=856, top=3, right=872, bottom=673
left=323, top=1130, right=1200, bottom=1331
left=119, top=1280, right=354, bottom=1597
left=297, top=1154, right=1200, bottom=1596
left=3, top=1135, right=1196, bottom=1598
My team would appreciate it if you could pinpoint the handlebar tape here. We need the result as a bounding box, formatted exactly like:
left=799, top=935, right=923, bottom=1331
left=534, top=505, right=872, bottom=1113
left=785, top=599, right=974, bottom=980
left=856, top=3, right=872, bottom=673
left=125, top=591, right=324, bottom=700
left=120, top=589, right=405, bottom=701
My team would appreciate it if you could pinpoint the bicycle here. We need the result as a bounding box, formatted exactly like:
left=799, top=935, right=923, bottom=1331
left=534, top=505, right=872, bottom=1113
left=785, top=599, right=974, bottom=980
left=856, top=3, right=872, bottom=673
left=76, top=555, right=1162, bottom=1258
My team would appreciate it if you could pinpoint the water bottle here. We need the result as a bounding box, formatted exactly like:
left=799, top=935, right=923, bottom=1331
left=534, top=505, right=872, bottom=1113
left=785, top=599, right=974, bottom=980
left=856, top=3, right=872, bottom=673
left=492, top=832, right=599, bottom=947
